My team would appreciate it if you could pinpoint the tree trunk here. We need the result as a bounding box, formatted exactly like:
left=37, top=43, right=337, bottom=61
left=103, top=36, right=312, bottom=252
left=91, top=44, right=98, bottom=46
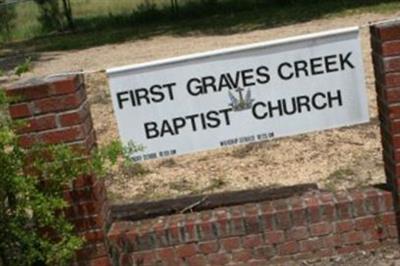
left=61, top=0, right=74, bottom=30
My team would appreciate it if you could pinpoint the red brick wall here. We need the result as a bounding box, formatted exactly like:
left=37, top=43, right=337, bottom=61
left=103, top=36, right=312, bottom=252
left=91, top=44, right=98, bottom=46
left=107, top=189, right=397, bottom=266
left=371, top=20, right=400, bottom=257
left=6, top=75, right=111, bottom=266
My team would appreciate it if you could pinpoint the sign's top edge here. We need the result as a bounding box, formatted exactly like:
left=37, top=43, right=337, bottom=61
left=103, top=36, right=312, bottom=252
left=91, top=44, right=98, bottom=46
left=106, top=26, right=359, bottom=76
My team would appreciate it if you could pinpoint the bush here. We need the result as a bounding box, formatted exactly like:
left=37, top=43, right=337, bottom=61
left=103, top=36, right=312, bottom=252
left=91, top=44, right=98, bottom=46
left=0, top=1, right=16, bottom=40
left=34, top=0, right=74, bottom=32
left=0, top=89, right=132, bottom=265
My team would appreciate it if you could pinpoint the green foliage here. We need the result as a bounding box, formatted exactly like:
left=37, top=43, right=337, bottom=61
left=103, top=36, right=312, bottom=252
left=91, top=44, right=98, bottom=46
left=0, top=1, right=16, bottom=40
left=14, top=57, right=32, bottom=76
left=0, top=89, right=128, bottom=265
left=34, top=0, right=74, bottom=32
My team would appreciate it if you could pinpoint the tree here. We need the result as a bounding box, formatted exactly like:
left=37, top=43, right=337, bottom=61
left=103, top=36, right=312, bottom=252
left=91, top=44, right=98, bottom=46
left=0, top=1, right=16, bottom=39
left=34, top=0, right=74, bottom=32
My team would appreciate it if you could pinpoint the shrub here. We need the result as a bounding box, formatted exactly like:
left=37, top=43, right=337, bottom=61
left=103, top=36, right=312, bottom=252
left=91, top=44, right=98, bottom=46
left=34, top=0, right=74, bottom=32
left=0, top=89, right=132, bottom=265
left=0, top=1, right=16, bottom=40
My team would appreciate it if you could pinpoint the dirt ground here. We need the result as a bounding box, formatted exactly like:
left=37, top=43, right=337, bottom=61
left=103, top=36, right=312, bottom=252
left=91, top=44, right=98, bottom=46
left=2, top=12, right=400, bottom=203
left=278, top=243, right=400, bottom=266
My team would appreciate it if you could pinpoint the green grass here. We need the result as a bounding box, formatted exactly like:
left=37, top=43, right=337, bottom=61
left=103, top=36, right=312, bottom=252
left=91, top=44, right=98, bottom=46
left=1, top=0, right=400, bottom=56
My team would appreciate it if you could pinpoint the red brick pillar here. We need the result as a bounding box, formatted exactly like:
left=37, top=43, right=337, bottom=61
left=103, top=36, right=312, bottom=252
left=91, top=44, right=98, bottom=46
left=370, top=21, right=400, bottom=238
left=6, top=75, right=111, bottom=265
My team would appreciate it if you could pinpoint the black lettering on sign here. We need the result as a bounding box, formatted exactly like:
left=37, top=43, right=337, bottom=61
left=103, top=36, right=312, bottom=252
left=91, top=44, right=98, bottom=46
left=252, top=90, right=343, bottom=119
left=186, top=66, right=270, bottom=96
left=116, top=82, right=176, bottom=109
left=143, top=108, right=233, bottom=139
left=277, top=52, right=355, bottom=81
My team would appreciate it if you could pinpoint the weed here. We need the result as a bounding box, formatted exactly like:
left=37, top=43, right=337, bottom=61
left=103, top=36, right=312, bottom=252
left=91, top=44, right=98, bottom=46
left=122, top=160, right=152, bottom=176
left=14, top=57, right=31, bottom=76
left=158, top=158, right=177, bottom=168
left=323, top=168, right=355, bottom=191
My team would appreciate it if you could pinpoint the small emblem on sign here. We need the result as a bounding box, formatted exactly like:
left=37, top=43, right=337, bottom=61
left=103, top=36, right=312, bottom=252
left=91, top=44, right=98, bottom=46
left=228, top=87, right=254, bottom=111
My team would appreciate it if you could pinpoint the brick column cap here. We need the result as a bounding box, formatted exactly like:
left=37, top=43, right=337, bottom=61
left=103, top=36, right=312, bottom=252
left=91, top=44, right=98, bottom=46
left=6, top=74, right=83, bottom=103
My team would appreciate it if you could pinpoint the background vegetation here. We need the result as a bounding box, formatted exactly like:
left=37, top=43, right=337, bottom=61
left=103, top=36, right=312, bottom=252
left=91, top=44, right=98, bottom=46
left=0, top=0, right=400, bottom=50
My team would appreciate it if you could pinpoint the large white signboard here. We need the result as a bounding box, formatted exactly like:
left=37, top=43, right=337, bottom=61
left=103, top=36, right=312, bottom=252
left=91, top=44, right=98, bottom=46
left=107, top=27, right=369, bottom=161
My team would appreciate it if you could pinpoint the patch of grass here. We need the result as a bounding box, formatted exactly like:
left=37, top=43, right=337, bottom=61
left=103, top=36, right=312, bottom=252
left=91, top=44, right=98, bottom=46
left=14, top=57, right=31, bottom=76
left=121, top=161, right=152, bottom=177
left=323, top=168, right=356, bottom=191
left=1, top=0, right=400, bottom=54
left=158, top=158, right=177, bottom=168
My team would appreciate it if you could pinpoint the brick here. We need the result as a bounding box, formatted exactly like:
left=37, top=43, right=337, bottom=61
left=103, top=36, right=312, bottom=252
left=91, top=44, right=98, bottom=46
left=49, top=74, right=83, bottom=95
left=18, top=134, right=37, bottom=148
left=76, top=243, right=108, bottom=259
left=220, top=236, right=241, bottom=252
left=242, top=234, right=263, bottom=249
left=335, top=220, right=353, bottom=233
left=208, top=253, right=229, bottom=266
left=81, top=230, right=104, bottom=243
left=388, top=225, right=399, bottom=238
left=337, top=245, right=359, bottom=255
left=18, top=114, right=57, bottom=134
left=248, top=259, right=268, bottom=266
left=291, top=207, right=307, bottom=226
left=299, top=238, right=324, bottom=252
left=232, top=249, right=252, bottom=262
left=176, top=244, right=197, bottom=258
left=59, top=101, right=90, bottom=127
left=375, top=24, right=400, bottom=41
left=253, top=245, right=275, bottom=260
left=335, top=195, right=352, bottom=220
left=382, top=40, right=400, bottom=56
left=198, top=221, right=215, bottom=241
left=187, top=255, right=206, bottom=266
left=157, top=247, right=176, bottom=261
left=265, top=230, right=285, bottom=244
left=384, top=56, right=400, bottom=72
left=230, top=216, right=245, bottom=236
left=349, top=191, right=367, bottom=216
left=379, top=191, right=392, bottom=211
left=286, top=226, right=308, bottom=241
left=261, top=212, right=274, bottom=231
left=198, top=241, right=219, bottom=254
left=320, top=202, right=336, bottom=221
left=365, top=226, right=386, bottom=241
left=244, top=215, right=260, bottom=234
left=365, top=191, right=381, bottom=214
left=88, top=256, right=111, bottom=266
left=6, top=82, right=51, bottom=102
left=304, top=196, right=320, bottom=223
left=274, top=210, right=291, bottom=230
left=384, top=72, right=400, bottom=88
left=277, top=241, right=299, bottom=256
left=310, top=222, right=333, bottom=236
left=343, top=231, right=364, bottom=245
left=315, top=248, right=334, bottom=258
left=72, top=212, right=105, bottom=232
left=69, top=128, right=96, bottom=154
left=9, top=103, right=32, bottom=118
left=33, top=86, right=86, bottom=115
left=323, top=235, right=342, bottom=248
left=38, top=116, right=92, bottom=144
left=355, top=216, right=376, bottom=230
left=132, top=250, right=155, bottom=265
left=379, top=212, right=396, bottom=225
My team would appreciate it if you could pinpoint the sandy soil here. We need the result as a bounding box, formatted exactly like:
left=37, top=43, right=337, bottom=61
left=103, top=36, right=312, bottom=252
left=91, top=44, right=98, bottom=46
left=2, top=12, right=400, bottom=203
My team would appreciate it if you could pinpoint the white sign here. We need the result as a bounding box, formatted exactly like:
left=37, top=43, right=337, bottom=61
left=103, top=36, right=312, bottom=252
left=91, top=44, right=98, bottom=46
left=107, top=27, right=369, bottom=161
